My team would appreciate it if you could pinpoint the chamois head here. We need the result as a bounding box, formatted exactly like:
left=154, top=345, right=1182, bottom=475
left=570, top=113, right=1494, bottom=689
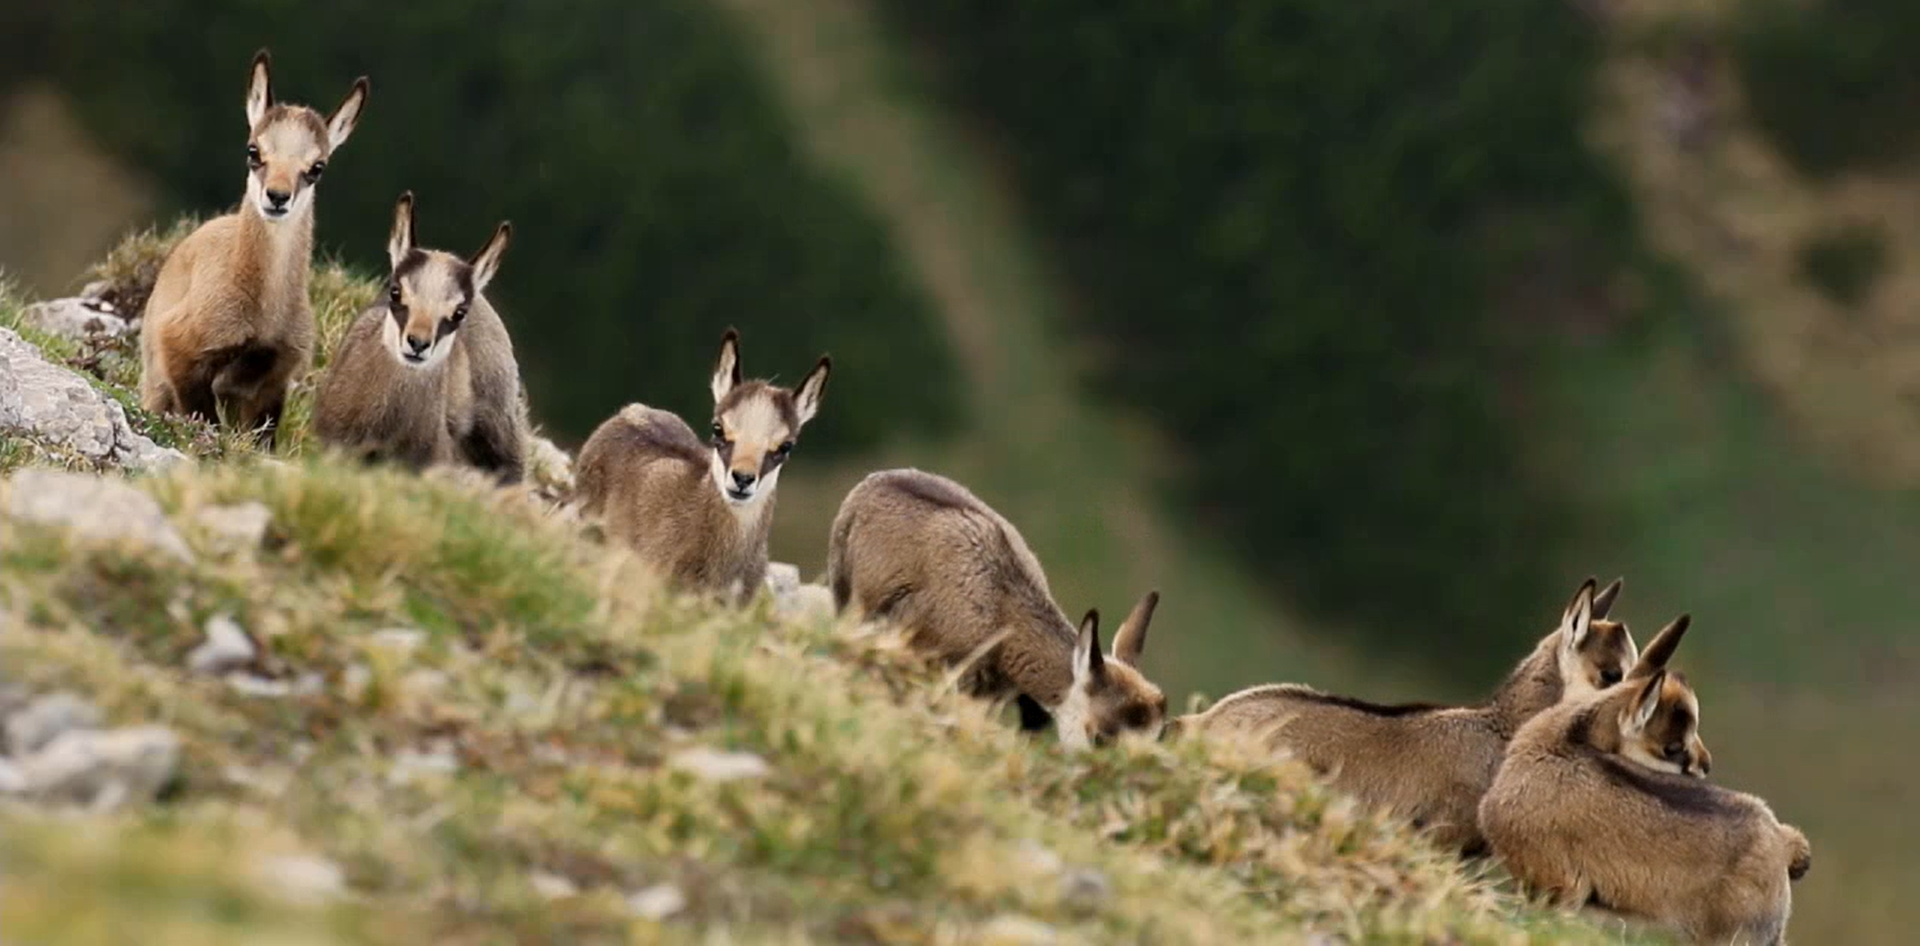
left=242, top=48, right=367, bottom=223
left=380, top=191, right=510, bottom=370
left=1054, top=591, right=1169, bottom=749
left=706, top=328, right=830, bottom=508
left=1555, top=577, right=1638, bottom=698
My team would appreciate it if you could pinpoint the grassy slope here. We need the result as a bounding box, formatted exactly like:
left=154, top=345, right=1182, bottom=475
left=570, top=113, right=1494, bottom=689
left=0, top=454, right=1644, bottom=944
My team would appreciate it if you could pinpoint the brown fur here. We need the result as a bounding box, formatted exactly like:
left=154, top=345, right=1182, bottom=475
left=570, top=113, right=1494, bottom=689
left=574, top=328, right=829, bottom=604
left=139, top=49, right=367, bottom=446
left=1481, top=655, right=1808, bottom=946
left=313, top=193, right=526, bottom=482
left=826, top=468, right=1168, bottom=748
left=1174, top=578, right=1636, bottom=854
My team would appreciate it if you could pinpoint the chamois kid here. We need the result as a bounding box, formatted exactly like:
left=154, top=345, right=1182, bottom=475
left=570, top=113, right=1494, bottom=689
left=826, top=468, right=1168, bottom=749
left=1479, top=620, right=1811, bottom=946
left=312, top=192, right=526, bottom=482
left=140, top=49, right=367, bottom=445
left=574, top=329, right=829, bottom=603
left=1172, top=578, right=1637, bottom=854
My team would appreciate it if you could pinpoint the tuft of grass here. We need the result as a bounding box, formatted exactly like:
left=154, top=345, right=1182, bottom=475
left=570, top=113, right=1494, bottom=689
left=81, top=216, right=203, bottom=319
left=0, top=457, right=1650, bottom=944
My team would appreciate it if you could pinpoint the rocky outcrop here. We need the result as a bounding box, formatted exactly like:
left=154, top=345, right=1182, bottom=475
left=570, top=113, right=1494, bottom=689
left=0, top=327, right=185, bottom=471
left=19, top=295, right=133, bottom=340
left=4, top=467, right=195, bottom=563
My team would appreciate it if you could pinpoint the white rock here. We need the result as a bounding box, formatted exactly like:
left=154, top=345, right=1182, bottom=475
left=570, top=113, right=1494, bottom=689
left=4, top=691, right=102, bottom=756
left=5, top=468, right=193, bottom=563
left=387, top=744, right=460, bottom=787
left=341, top=664, right=373, bottom=703
left=20, top=298, right=133, bottom=340
left=192, top=502, right=273, bottom=554
left=0, top=757, right=25, bottom=793
left=1058, top=868, right=1111, bottom=913
left=626, top=883, right=687, bottom=920
left=667, top=747, right=772, bottom=783
left=763, top=562, right=802, bottom=595
left=369, top=628, right=426, bottom=655
left=979, top=915, right=1058, bottom=945
left=225, top=673, right=292, bottom=698
left=1015, top=839, right=1064, bottom=876
left=773, top=583, right=835, bottom=624
left=254, top=853, right=347, bottom=905
left=15, top=724, right=179, bottom=808
left=529, top=870, right=579, bottom=900
left=188, top=614, right=257, bottom=675
left=0, top=328, right=187, bottom=471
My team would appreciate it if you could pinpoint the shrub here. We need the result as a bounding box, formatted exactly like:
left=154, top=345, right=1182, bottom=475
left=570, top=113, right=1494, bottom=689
left=18, top=0, right=962, bottom=450
left=878, top=0, right=1642, bottom=666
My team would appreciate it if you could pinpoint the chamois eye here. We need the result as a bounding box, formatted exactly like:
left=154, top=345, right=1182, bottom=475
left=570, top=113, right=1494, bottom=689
left=246, top=145, right=263, bottom=169
left=1599, top=668, right=1623, bottom=687
left=1663, top=742, right=1686, bottom=760
left=452, top=304, right=469, bottom=323
left=304, top=161, right=326, bottom=183
left=710, top=422, right=727, bottom=444
left=388, top=285, right=403, bottom=306
left=775, top=440, right=794, bottom=457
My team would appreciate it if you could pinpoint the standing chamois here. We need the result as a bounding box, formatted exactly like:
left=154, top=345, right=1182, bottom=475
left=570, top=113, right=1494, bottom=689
left=312, top=192, right=526, bottom=482
left=1171, top=577, right=1638, bottom=854
left=574, top=328, right=829, bottom=603
left=827, top=468, right=1169, bottom=749
left=139, top=49, right=367, bottom=446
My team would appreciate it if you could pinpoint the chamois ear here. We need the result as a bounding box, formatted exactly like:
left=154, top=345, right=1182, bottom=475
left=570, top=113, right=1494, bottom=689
left=246, top=49, right=274, bottom=128
left=1627, top=670, right=1666, bottom=732
left=387, top=192, right=416, bottom=269
left=326, top=76, right=370, bottom=151
left=1592, top=577, right=1624, bottom=620
left=1629, top=613, right=1690, bottom=680
left=711, top=329, right=742, bottom=404
left=1073, top=609, right=1106, bottom=682
left=1560, top=577, right=1598, bottom=654
left=794, top=356, right=831, bottom=426
left=469, top=222, right=512, bottom=293
left=1111, top=590, right=1159, bottom=666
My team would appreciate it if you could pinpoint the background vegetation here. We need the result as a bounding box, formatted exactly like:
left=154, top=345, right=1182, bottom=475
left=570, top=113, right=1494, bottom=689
left=4, top=0, right=1917, bottom=940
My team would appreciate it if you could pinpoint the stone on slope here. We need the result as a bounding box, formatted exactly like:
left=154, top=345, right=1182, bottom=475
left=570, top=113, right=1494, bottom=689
left=0, top=327, right=185, bottom=471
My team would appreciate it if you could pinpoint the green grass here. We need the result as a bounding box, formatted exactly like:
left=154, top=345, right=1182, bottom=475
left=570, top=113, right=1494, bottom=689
left=0, top=457, right=1653, bottom=944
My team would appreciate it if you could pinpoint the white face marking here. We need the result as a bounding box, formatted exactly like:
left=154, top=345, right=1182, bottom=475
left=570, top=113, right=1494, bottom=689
left=1051, top=677, right=1093, bottom=751
left=383, top=253, right=468, bottom=371
left=245, top=118, right=327, bottom=223
left=709, top=394, right=791, bottom=507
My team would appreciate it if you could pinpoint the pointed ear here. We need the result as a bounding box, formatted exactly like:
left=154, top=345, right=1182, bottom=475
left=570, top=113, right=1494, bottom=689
left=1627, top=670, right=1666, bottom=731
left=387, top=192, right=416, bottom=269
left=1073, top=609, right=1106, bottom=682
left=1592, top=577, right=1624, bottom=620
left=711, top=329, right=742, bottom=403
left=1111, top=590, right=1159, bottom=666
left=246, top=49, right=274, bottom=128
left=793, top=356, right=831, bottom=426
left=326, top=76, right=370, bottom=151
left=469, top=222, right=512, bottom=293
left=1628, top=613, right=1690, bottom=680
left=1560, top=577, right=1597, bottom=653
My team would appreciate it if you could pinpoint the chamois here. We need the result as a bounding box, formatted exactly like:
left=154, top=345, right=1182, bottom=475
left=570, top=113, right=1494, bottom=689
left=1171, top=578, right=1636, bottom=854
left=139, top=49, right=367, bottom=446
left=312, top=192, right=526, bottom=482
left=574, top=328, right=829, bottom=603
left=1480, top=620, right=1809, bottom=945
left=826, top=468, right=1168, bottom=749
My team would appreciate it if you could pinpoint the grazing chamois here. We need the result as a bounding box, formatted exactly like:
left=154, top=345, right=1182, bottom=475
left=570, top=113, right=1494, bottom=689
left=827, top=468, right=1168, bottom=749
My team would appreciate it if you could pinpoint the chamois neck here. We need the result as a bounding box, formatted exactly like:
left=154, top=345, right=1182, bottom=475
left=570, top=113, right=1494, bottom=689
left=1483, top=634, right=1564, bottom=739
left=238, top=204, right=315, bottom=301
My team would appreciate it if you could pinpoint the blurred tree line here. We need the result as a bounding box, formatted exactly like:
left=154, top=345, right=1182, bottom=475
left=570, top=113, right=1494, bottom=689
left=879, top=0, right=1653, bottom=663
left=0, top=0, right=963, bottom=454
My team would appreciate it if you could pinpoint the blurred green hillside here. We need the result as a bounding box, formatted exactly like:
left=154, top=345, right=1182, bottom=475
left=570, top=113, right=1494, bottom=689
left=4, top=0, right=1918, bottom=942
